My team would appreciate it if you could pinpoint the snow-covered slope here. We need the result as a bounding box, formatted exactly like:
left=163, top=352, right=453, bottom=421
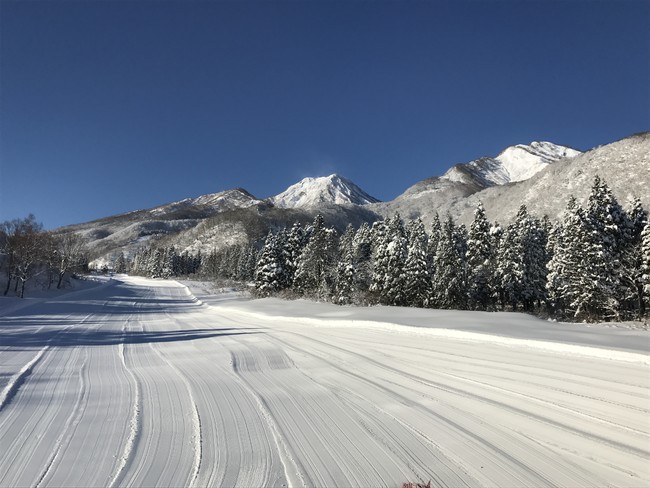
left=442, top=141, right=580, bottom=187
left=452, top=132, right=650, bottom=225
left=372, top=141, right=580, bottom=221
left=62, top=188, right=263, bottom=259
left=270, top=174, right=380, bottom=208
left=149, top=188, right=261, bottom=217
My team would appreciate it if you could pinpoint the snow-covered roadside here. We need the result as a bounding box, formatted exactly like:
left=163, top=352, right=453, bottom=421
left=0, top=275, right=112, bottom=317
left=181, top=281, right=649, bottom=358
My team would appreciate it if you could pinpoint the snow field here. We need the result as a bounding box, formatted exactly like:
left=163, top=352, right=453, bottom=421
left=0, top=276, right=648, bottom=487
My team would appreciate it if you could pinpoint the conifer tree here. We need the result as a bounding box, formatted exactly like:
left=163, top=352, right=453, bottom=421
left=432, top=215, right=465, bottom=309
left=619, top=198, right=648, bottom=319
left=403, top=218, right=431, bottom=307
left=466, top=202, right=492, bottom=310
left=335, top=224, right=356, bottom=305
left=576, top=176, right=628, bottom=320
left=352, top=222, right=373, bottom=294
left=495, top=212, right=523, bottom=310
left=641, top=221, right=650, bottom=315
left=255, top=232, right=287, bottom=296
left=294, top=214, right=338, bottom=299
left=371, top=214, right=407, bottom=305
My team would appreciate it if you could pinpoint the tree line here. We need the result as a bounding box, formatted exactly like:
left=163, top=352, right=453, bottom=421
left=126, top=176, right=650, bottom=323
left=0, top=215, right=89, bottom=298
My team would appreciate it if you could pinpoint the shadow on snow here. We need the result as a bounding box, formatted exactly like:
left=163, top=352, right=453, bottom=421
left=0, top=327, right=260, bottom=349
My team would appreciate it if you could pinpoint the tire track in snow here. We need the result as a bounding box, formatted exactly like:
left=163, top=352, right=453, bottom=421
left=107, top=319, right=142, bottom=488
left=0, top=346, right=49, bottom=412
left=280, top=328, right=650, bottom=459
left=0, top=313, right=94, bottom=413
left=146, top=329, right=203, bottom=487
left=230, top=350, right=306, bottom=488
left=266, top=332, right=572, bottom=487
left=33, top=350, right=89, bottom=488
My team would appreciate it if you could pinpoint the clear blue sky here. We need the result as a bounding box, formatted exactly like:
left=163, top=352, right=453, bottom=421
left=1, top=0, right=648, bottom=229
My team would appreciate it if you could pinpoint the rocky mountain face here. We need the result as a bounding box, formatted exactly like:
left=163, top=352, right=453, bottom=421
left=58, top=133, right=647, bottom=264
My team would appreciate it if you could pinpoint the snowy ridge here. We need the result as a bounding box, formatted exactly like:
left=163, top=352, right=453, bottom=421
left=270, top=174, right=380, bottom=208
left=494, top=141, right=581, bottom=183
left=442, top=141, right=581, bottom=187
left=150, top=188, right=261, bottom=216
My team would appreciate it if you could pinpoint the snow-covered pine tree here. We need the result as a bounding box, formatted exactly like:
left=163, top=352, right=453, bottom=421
left=619, top=198, right=648, bottom=319
left=369, top=220, right=389, bottom=301
left=370, top=214, right=407, bottom=305
left=294, top=214, right=338, bottom=299
left=641, top=221, right=650, bottom=316
left=495, top=209, right=524, bottom=310
left=578, top=176, right=628, bottom=320
left=466, top=202, right=492, bottom=310
left=383, top=214, right=408, bottom=306
left=255, top=232, right=287, bottom=296
left=114, top=252, right=128, bottom=274
left=161, top=246, right=176, bottom=278
left=149, top=248, right=164, bottom=278
left=547, top=198, right=593, bottom=319
left=236, top=245, right=257, bottom=282
left=352, top=222, right=373, bottom=296
left=427, top=213, right=442, bottom=280
left=546, top=204, right=570, bottom=318
left=519, top=214, right=548, bottom=311
left=432, top=215, right=465, bottom=309
left=285, top=222, right=308, bottom=287
left=335, top=224, right=356, bottom=305
left=403, top=218, right=431, bottom=307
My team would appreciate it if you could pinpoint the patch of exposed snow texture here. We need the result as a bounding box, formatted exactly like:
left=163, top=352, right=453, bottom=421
left=270, top=174, right=380, bottom=208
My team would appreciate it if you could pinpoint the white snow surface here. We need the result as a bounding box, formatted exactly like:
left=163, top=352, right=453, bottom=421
left=443, top=141, right=581, bottom=187
left=494, top=141, right=581, bottom=183
left=1, top=276, right=649, bottom=487
left=270, top=174, right=380, bottom=208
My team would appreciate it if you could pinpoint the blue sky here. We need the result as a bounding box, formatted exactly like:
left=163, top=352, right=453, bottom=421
left=1, top=0, right=648, bottom=229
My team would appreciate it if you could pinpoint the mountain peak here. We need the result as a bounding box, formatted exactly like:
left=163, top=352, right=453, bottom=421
left=270, top=174, right=380, bottom=208
left=441, top=140, right=581, bottom=187
left=495, top=141, right=581, bottom=182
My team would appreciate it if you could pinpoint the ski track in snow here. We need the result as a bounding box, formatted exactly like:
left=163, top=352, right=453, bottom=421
left=0, top=275, right=648, bottom=487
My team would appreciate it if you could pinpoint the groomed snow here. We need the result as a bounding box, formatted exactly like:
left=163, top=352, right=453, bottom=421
left=1, top=276, right=648, bottom=487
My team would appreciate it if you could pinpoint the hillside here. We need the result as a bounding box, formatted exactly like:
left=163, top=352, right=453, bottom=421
left=56, top=133, right=648, bottom=264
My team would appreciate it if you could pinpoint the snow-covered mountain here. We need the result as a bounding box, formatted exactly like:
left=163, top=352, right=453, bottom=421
left=451, top=132, right=650, bottom=225
left=441, top=141, right=580, bottom=187
left=64, top=188, right=263, bottom=258
left=372, top=141, right=581, bottom=221
left=269, top=174, right=380, bottom=208
left=149, top=188, right=261, bottom=217
left=57, top=132, right=648, bottom=265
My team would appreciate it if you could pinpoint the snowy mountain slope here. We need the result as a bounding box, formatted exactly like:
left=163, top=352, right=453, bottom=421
left=164, top=202, right=381, bottom=256
left=441, top=141, right=579, bottom=187
left=150, top=188, right=261, bottom=217
left=371, top=141, right=580, bottom=221
left=451, top=132, right=650, bottom=225
left=58, top=132, right=645, bottom=265
left=269, top=174, right=380, bottom=208
left=61, top=188, right=263, bottom=259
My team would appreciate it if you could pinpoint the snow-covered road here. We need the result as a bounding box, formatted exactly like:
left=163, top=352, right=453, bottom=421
left=1, top=276, right=648, bottom=487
